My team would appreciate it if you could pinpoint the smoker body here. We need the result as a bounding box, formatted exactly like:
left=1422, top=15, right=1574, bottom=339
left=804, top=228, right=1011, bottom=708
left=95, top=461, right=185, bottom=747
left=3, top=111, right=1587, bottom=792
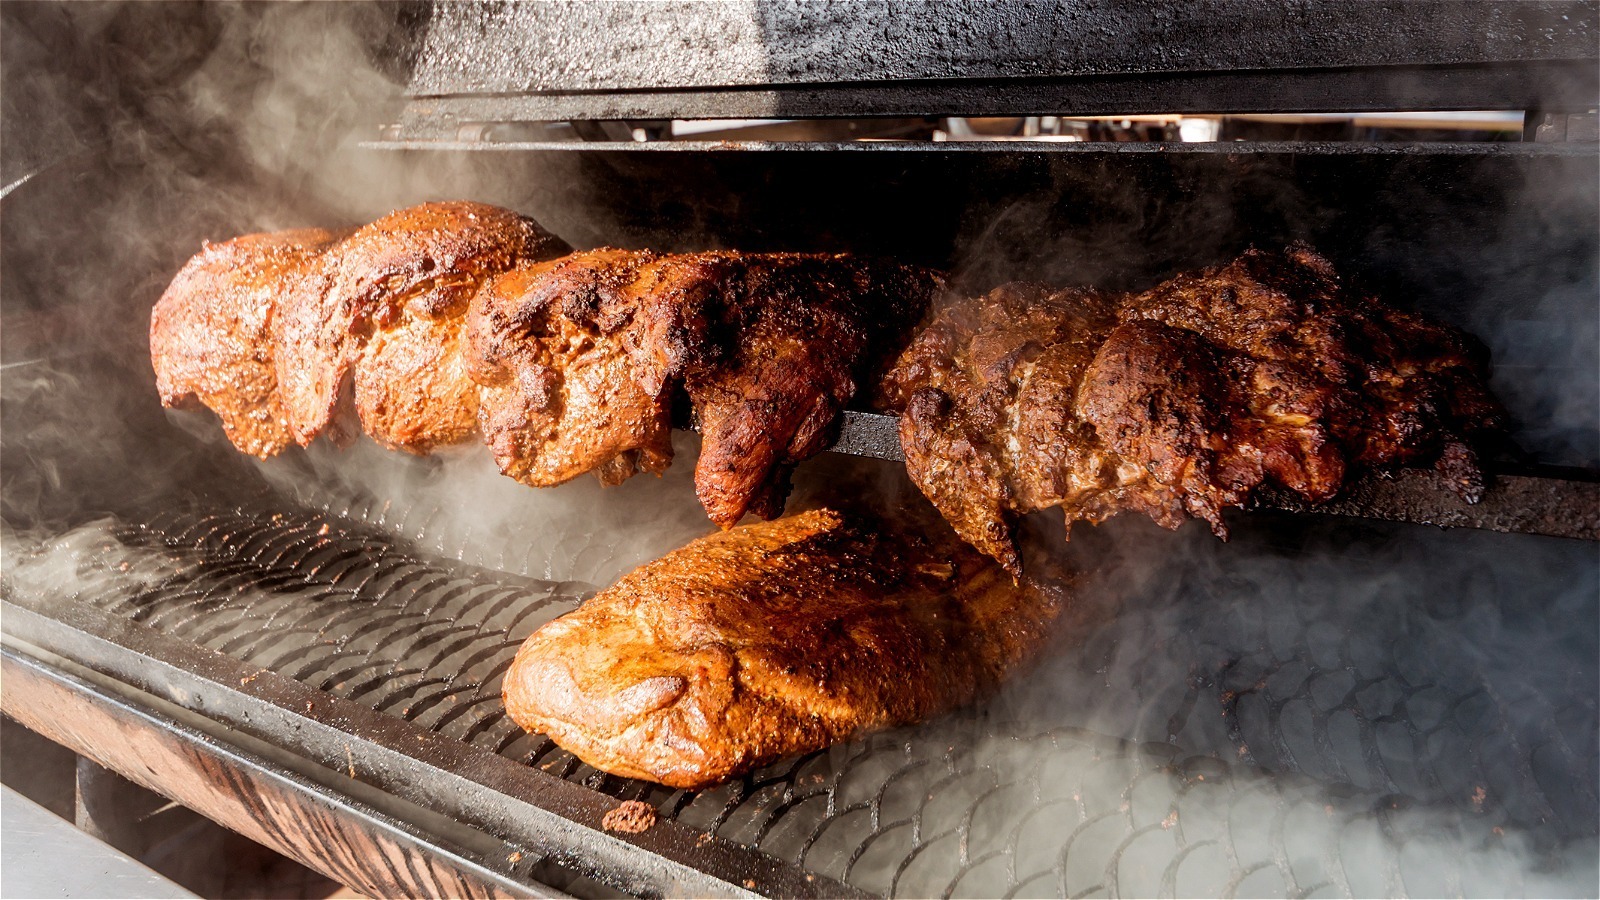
left=2, top=3, right=1597, bottom=897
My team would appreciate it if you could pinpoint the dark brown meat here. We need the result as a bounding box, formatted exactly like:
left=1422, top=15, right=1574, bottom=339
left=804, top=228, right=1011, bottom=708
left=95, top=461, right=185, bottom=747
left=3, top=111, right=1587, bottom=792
left=881, top=245, right=1504, bottom=574
left=154, top=213, right=936, bottom=522
left=879, top=283, right=1122, bottom=573
left=464, top=249, right=942, bottom=522
left=273, top=201, right=568, bottom=451
left=624, top=253, right=943, bottom=526
left=465, top=248, right=674, bottom=486
left=150, top=228, right=346, bottom=458
left=502, top=506, right=1066, bottom=789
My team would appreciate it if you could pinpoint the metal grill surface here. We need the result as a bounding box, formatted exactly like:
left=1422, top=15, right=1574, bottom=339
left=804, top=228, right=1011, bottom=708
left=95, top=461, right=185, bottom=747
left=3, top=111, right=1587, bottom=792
left=20, top=501, right=1598, bottom=899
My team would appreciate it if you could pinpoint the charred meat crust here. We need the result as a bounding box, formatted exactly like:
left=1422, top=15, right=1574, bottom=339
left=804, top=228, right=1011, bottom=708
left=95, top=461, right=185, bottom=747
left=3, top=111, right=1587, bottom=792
left=462, top=249, right=943, bottom=518
left=882, top=244, right=1504, bottom=574
left=153, top=212, right=943, bottom=527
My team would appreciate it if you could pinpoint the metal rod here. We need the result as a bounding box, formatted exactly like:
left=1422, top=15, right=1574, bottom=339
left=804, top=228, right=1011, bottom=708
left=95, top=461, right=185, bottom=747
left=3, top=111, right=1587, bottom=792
left=822, top=411, right=1600, bottom=541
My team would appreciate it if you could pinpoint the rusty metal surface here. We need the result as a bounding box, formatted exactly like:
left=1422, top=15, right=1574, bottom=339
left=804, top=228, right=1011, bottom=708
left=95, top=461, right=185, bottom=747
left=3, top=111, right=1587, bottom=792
left=409, top=2, right=1597, bottom=95
left=0, top=647, right=549, bottom=900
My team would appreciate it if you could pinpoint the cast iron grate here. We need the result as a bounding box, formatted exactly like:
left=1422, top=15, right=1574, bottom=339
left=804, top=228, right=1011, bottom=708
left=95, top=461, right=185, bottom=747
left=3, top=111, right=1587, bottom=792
left=34, top=503, right=1600, bottom=898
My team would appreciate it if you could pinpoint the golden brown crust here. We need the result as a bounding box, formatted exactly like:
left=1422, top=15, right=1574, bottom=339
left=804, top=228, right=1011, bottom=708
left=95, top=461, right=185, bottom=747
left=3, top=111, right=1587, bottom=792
left=150, top=228, right=345, bottom=458
left=882, top=245, right=1505, bottom=573
left=465, top=249, right=674, bottom=486
left=273, top=201, right=569, bottom=451
left=463, top=249, right=942, bottom=519
left=269, top=244, right=351, bottom=446
left=502, top=507, right=1066, bottom=790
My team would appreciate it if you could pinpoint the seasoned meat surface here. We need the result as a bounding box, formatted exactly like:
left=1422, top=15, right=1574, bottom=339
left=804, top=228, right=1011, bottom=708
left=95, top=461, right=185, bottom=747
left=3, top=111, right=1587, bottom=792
left=625, top=253, right=943, bottom=526
left=154, top=209, right=938, bottom=524
left=465, top=249, right=942, bottom=521
left=881, top=283, right=1120, bottom=573
left=465, top=248, right=673, bottom=486
left=881, top=245, right=1504, bottom=574
left=502, top=507, right=1066, bottom=789
left=150, top=228, right=346, bottom=458
left=274, top=201, right=568, bottom=451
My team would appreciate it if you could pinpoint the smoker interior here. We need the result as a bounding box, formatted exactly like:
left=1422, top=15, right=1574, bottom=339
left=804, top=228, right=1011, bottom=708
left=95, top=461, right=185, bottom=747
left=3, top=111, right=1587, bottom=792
left=7, top=480, right=1598, bottom=898
left=4, top=4, right=1599, bottom=895
left=4, top=136, right=1597, bottom=897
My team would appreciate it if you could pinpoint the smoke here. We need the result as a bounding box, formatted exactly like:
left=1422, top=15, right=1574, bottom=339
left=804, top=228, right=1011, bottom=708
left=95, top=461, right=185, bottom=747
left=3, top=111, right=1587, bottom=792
left=943, top=144, right=1599, bottom=469
left=1, top=516, right=185, bottom=603
left=250, top=433, right=717, bottom=587
left=3, top=3, right=1597, bottom=897
left=676, top=500, right=1599, bottom=896
left=1, top=2, right=579, bottom=532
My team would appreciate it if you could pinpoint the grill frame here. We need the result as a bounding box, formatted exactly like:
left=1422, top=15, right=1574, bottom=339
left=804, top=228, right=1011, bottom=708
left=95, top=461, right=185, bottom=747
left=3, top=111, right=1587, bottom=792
left=397, top=0, right=1599, bottom=132
left=5, top=496, right=1594, bottom=897
left=3, top=2, right=1598, bottom=896
left=1, top=572, right=855, bottom=899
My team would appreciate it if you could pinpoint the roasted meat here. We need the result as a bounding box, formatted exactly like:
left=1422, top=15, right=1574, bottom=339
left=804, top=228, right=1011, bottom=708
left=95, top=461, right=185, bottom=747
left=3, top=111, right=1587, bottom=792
left=273, top=200, right=568, bottom=452
left=465, top=248, right=673, bottom=487
left=464, top=249, right=942, bottom=520
left=880, top=283, right=1121, bottom=573
left=627, top=253, right=943, bottom=526
left=502, top=506, right=1067, bottom=789
left=881, top=245, right=1504, bottom=574
left=150, top=228, right=347, bottom=458
left=154, top=209, right=938, bottom=523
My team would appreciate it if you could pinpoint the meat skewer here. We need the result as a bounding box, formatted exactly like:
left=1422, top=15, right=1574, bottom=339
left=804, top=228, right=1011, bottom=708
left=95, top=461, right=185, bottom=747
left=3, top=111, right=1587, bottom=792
left=151, top=203, right=942, bottom=527
left=153, top=217, right=1502, bottom=560
left=880, top=244, right=1505, bottom=575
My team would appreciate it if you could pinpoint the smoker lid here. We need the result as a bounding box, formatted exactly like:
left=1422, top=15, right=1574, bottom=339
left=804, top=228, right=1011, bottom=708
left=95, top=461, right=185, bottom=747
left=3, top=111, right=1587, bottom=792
left=410, top=1, right=1598, bottom=96
left=400, top=1, right=1599, bottom=122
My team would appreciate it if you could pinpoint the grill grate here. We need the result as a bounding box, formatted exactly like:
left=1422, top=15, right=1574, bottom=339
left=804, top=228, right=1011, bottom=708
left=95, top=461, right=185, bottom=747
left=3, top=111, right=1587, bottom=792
left=18, top=501, right=1597, bottom=898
